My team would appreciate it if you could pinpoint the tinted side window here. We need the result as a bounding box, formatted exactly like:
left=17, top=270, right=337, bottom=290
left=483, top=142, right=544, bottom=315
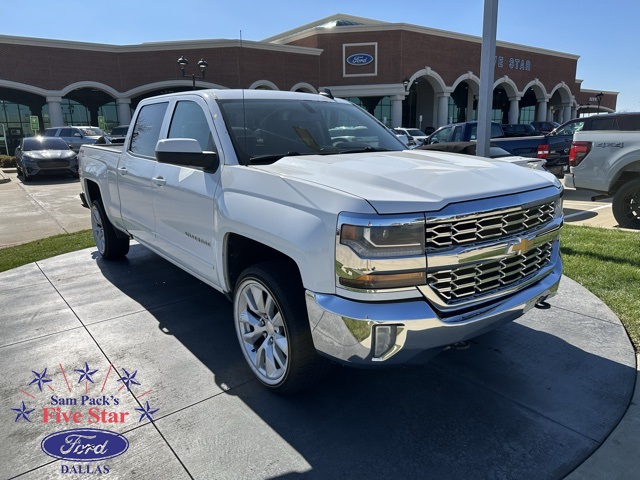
left=167, top=101, right=215, bottom=151
left=59, top=128, right=73, bottom=137
left=43, top=129, right=58, bottom=137
left=616, top=115, right=640, bottom=131
left=490, top=124, right=504, bottom=138
left=452, top=126, right=463, bottom=141
left=589, top=117, right=615, bottom=130
left=130, top=102, right=169, bottom=158
left=555, top=120, right=584, bottom=136
left=432, top=126, right=452, bottom=143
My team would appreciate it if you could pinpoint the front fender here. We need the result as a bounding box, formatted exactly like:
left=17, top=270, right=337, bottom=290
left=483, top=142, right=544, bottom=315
left=215, top=166, right=375, bottom=294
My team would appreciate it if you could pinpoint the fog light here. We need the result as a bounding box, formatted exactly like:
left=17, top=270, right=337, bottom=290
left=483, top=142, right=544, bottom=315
left=373, top=325, right=398, bottom=358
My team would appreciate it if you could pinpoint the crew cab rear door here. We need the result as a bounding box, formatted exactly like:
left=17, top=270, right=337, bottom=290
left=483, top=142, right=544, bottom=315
left=118, top=101, right=169, bottom=246
left=151, top=97, right=220, bottom=284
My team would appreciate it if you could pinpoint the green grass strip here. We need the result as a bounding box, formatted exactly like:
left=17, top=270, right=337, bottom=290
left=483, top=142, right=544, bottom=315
left=561, top=224, right=640, bottom=350
left=0, top=230, right=94, bottom=273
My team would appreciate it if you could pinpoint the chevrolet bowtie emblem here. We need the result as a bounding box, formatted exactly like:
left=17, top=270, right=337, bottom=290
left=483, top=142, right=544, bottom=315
left=510, top=237, right=534, bottom=255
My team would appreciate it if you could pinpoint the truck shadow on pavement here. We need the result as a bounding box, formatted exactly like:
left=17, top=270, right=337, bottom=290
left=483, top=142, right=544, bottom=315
left=89, top=244, right=635, bottom=480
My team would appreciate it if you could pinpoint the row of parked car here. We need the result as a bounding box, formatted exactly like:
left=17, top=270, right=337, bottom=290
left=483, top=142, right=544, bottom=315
left=420, top=113, right=640, bottom=176
left=13, top=125, right=128, bottom=181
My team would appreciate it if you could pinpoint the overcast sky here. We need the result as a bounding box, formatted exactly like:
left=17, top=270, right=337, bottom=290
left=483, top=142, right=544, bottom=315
left=4, top=0, right=635, bottom=110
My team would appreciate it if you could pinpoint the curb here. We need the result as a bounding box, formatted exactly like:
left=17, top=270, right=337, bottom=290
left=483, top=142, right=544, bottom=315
left=0, top=169, right=10, bottom=184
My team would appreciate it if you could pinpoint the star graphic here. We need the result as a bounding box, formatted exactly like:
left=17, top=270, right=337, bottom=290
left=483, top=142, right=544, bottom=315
left=74, top=362, right=99, bottom=384
left=28, top=368, right=52, bottom=392
left=11, top=401, right=35, bottom=422
left=118, top=368, right=141, bottom=390
left=135, top=401, right=159, bottom=423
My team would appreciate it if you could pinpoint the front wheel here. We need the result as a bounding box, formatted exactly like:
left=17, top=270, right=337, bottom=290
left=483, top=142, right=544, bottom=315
left=91, top=199, right=130, bottom=259
left=233, top=262, right=330, bottom=394
left=612, top=179, right=640, bottom=229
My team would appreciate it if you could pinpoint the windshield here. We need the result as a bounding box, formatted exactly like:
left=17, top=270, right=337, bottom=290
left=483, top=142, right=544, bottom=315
left=22, top=137, right=70, bottom=151
left=217, top=99, right=405, bottom=164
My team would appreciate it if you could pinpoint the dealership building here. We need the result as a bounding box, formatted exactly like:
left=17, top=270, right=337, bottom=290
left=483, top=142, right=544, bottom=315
left=0, top=14, right=617, bottom=150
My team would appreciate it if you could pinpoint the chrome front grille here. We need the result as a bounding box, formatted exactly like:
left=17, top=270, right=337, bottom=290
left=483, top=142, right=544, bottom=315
left=426, top=202, right=555, bottom=251
left=427, top=241, right=554, bottom=303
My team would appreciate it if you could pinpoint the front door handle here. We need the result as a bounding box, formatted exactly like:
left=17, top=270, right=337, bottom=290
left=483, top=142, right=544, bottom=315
left=117, top=166, right=127, bottom=175
left=152, top=176, right=166, bottom=187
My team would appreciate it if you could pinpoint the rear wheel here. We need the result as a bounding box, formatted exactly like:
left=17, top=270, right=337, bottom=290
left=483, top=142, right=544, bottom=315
left=233, top=261, right=330, bottom=394
left=91, top=199, right=130, bottom=259
left=612, top=179, right=640, bottom=229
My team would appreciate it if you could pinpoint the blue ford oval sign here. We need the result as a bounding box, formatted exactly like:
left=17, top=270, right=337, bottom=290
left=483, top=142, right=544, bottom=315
left=41, top=428, right=129, bottom=461
left=346, top=54, right=374, bottom=66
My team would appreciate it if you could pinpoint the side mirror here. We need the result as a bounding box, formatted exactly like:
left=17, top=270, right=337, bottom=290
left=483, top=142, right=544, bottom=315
left=155, top=138, right=219, bottom=172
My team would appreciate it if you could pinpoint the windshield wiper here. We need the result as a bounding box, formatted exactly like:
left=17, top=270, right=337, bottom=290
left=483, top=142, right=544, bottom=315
left=248, top=152, right=301, bottom=165
left=337, top=146, right=392, bottom=154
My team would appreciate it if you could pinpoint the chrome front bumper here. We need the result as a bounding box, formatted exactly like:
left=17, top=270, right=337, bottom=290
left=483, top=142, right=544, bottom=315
left=306, top=256, right=562, bottom=366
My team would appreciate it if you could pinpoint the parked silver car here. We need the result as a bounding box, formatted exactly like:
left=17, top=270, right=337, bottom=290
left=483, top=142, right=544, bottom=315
left=43, top=126, right=104, bottom=152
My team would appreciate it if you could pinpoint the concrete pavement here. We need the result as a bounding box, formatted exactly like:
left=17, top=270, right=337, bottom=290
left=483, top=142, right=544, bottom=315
left=0, top=169, right=89, bottom=248
left=1, top=167, right=638, bottom=479
left=0, top=245, right=636, bottom=479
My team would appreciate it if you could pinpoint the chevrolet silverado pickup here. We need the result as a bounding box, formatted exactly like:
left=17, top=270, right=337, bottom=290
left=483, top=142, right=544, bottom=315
left=565, top=130, right=640, bottom=229
left=78, top=89, right=564, bottom=393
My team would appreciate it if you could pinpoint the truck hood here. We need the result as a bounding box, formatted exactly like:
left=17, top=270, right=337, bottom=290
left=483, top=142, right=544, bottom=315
left=253, top=150, right=559, bottom=214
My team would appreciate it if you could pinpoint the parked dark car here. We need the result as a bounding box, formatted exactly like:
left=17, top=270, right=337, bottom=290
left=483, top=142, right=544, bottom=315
left=502, top=124, right=538, bottom=137
left=530, top=121, right=559, bottom=134
left=419, top=141, right=546, bottom=170
left=426, top=121, right=544, bottom=158
left=15, top=136, right=79, bottom=181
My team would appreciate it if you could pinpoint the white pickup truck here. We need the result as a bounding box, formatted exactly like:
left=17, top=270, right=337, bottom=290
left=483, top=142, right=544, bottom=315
left=79, top=89, right=564, bottom=393
left=565, top=130, right=640, bottom=229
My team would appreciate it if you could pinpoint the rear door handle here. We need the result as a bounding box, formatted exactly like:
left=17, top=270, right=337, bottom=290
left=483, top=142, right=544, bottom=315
left=152, top=176, right=166, bottom=187
left=117, top=166, right=127, bottom=175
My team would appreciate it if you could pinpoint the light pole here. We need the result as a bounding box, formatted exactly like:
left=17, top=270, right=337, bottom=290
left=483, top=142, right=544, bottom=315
left=177, top=56, right=209, bottom=90
left=595, top=92, right=604, bottom=115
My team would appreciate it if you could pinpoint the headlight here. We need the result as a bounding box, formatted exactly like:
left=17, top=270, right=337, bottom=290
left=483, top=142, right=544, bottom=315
left=336, top=214, right=426, bottom=291
left=340, top=223, right=425, bottom=257
left=21, top=155, right=35, bottom=164
left=553, top=195, right=563, bottom=219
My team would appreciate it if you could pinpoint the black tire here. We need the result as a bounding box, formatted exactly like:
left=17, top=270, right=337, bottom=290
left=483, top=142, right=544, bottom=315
left=233, top=261, right=330, bottom=394
left=612, top=179, right=640, bottom=229
left=90, top=199, right=130, bottom=259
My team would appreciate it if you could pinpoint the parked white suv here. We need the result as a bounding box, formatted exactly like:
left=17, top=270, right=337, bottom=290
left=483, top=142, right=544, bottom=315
left=393, top=127, right=429, bottom=147
left=43, top=126, right=104, bottom=152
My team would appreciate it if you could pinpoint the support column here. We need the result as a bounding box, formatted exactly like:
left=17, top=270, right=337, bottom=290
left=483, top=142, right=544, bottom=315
left=562, top=105, right=572, bottom=124
left=117, top=98, right=132, bottom=126
left=547, top=106, right=553, bottom=123
left=537, top=100, right=548, bottom=121
left=46, top=97, right=64, bottom=128
left=508, top=96, right=521, bottom=124
left=437, top=94, right=450, bottom=128
left=466, top=92, right=475, bottom=122
left=391, top=95, right=403, bottom=128
left=571, top=105, right=577, bottom=120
